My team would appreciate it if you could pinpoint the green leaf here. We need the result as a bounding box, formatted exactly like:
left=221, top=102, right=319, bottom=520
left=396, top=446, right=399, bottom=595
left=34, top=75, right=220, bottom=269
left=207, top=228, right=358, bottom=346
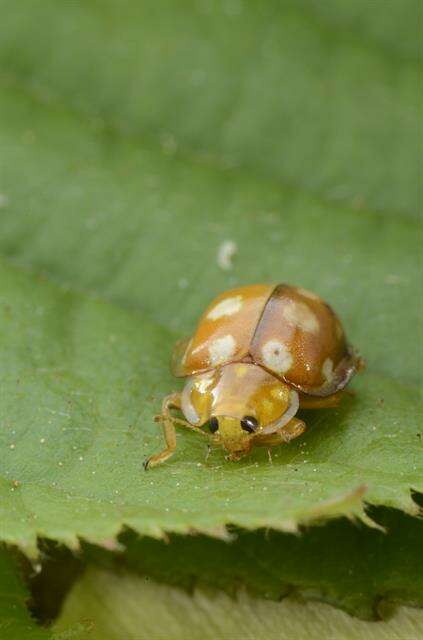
left=0, top=78, right=422, bottom=387
left=54, top=567, right=423, bottom=640
left=0, top=546, right=50, bottom=639
left=0, top=260, right=420, bottom=556
left=0, top=0, right=421, bottom=218
left=117, top=507, right=423, bottom=619
left=31, top=508, right=423, bottom=621
left=0, top=0, right=421, bottom=620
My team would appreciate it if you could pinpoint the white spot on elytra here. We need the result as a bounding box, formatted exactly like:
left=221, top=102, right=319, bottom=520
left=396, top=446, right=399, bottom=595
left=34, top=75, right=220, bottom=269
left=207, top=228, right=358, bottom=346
left=261, top=340, right=293, bottom=373
left=208, top=334, right=236, bottom=365
left=297, top=287, right=320, bottom=301
left=322, top=358, right=334, bottom=382
left=283, top=301, right=319, bottom=334
left=217, top=240, right=237, bottom=271
left=207, top=295, right=243, bottom=320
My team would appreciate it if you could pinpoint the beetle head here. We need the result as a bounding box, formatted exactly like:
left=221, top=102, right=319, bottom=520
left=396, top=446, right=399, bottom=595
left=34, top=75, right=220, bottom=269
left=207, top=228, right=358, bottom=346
left=208, top=414, right=257, bottom=459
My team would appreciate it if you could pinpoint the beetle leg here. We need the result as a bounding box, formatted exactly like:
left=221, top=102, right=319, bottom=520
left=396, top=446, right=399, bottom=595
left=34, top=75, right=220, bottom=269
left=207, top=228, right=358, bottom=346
left=144, top=393, right=207, bottom=470
left=299, top=391, right=344, bottom=409
left=253, top=417, right=306, bottom=448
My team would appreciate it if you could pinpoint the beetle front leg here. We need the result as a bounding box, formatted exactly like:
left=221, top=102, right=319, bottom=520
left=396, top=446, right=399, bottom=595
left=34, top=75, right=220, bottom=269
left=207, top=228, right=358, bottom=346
left=143, top=392, right=207, bottom=470
left=143, top=393, right=180, bottom=470
left=253, top=417, right=307, bottom=449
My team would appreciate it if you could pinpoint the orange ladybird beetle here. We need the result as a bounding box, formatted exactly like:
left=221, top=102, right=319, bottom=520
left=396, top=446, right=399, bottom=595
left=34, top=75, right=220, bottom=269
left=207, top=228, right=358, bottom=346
left=144, top=284, right=361, bottom=469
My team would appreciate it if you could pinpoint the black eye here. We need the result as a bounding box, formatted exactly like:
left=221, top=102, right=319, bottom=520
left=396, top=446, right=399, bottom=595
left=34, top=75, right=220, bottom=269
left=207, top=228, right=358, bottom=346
left=209, top=417, right=219, bottom=433
left=241, top=415, right=259, bottom=433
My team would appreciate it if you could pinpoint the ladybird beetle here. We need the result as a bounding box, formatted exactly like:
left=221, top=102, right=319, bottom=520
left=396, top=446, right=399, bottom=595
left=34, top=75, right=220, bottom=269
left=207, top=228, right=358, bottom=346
left=144, top=284, right=361, bottom=469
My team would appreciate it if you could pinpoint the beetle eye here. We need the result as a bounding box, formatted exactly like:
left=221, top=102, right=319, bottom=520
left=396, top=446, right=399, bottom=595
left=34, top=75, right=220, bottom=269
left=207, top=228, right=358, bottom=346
left=209, top=417, right=219, bottom=433
left=241, top=415, right=259, bottom=433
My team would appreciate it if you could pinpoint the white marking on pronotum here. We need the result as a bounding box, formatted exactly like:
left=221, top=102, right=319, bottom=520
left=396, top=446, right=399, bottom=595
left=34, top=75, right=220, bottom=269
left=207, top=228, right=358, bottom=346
left=197, top=371, right=215, bottom=393
left=181, top=378, right=201, bottom=425
left=217, top=240, right=237, bottom=271
left=283, top=300, right=319, bottom=334
left=207, top=295, right=243, bottom=320
left=208, top=334, right=236, bottom=365
left=322, top=357, right=334, bottom=382
left=261, top=339, right=293, bottom=374
left=261, top=390, right=299, bottom=434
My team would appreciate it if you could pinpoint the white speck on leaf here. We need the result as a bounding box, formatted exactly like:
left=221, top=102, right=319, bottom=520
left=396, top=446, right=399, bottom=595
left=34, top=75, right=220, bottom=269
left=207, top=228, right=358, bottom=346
left=385, top=274, right=404, bottom=285
left=217, top=240, right=237, bottom=271
left=160, top=132, right=178, bottom=155
left=178, top=278, right=189, bottom=289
